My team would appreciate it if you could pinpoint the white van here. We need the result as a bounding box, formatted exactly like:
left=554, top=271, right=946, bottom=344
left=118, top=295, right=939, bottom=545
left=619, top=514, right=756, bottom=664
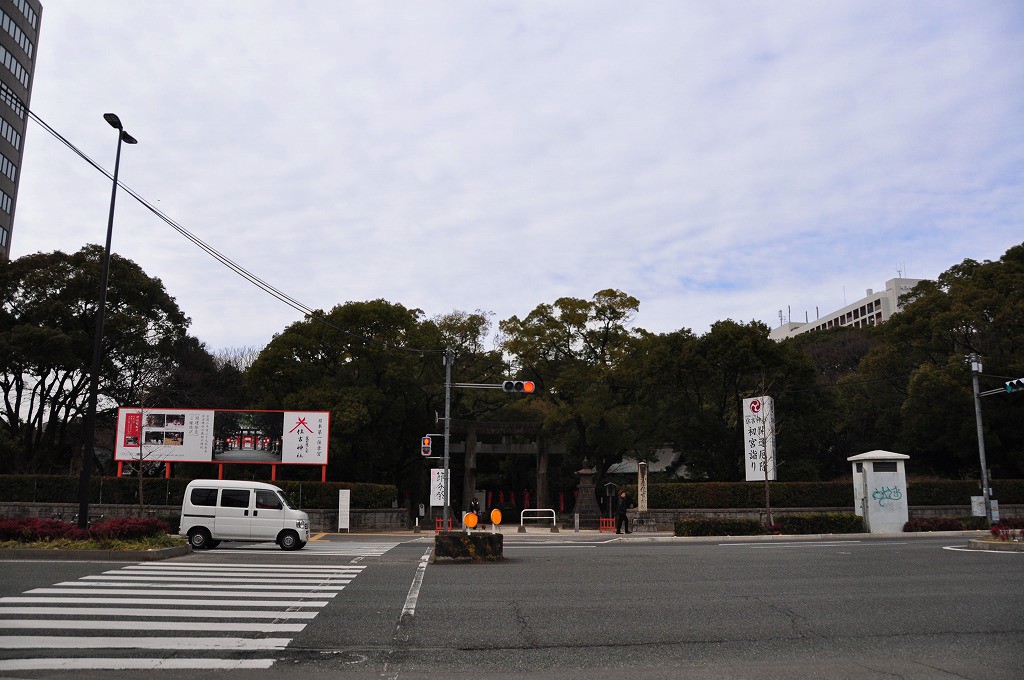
left=179, top=479, right=310, bottom=551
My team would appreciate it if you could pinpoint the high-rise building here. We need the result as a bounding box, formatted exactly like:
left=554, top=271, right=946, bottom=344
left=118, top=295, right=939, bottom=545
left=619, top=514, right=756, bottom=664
left=0, top=0, right=41, bottom=260
left=768, top=278, right=926, bottom=341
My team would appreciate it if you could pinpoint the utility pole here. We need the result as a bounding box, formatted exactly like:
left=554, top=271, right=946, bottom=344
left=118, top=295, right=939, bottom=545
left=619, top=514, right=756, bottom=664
left=442, top=348, right=453, bottom=528
left=969, top=353, right=992, bottom=524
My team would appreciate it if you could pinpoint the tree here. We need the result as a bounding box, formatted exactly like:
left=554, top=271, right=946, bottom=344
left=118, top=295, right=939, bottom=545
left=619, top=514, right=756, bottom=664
left=498, top=289, right=644, bottom=488
left=0, top=246, right=187, bottom=473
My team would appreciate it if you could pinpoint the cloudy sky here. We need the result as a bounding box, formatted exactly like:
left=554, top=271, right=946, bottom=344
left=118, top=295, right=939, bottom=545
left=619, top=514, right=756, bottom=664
left=11, top=1, right=1024, bottom=352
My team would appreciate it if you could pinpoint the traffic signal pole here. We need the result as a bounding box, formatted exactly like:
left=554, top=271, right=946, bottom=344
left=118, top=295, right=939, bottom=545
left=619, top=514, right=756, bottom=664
left=969, top=354, right=992, bottom=524
left=442, top=348, right=453, bottom=528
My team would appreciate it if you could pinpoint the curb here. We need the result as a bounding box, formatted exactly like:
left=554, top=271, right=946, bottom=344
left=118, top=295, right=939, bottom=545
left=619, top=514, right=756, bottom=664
left=967, top=539, right=1024, bottom=552
left=0, top=544, right=192, bottom=561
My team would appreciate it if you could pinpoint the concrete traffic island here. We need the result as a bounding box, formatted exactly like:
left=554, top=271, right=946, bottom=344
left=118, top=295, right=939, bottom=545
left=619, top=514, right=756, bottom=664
left=967, top=538, right=1024, bottom=552
left=433, top=531, right=503, bottom=562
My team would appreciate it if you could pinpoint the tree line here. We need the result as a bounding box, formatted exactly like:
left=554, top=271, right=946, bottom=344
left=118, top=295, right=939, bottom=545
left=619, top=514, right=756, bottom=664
left=2, top=242, right=1022, bottom=504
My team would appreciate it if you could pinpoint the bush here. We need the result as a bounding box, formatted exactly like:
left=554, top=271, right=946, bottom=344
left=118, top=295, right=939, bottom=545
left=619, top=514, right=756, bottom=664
left=0, top=517, right=87, bottom=542
left=774, top=513, right=863, bottom=534
left=88, top=517, right=171, bottom=541
left=903, top=517, right=988, bottom=532
left=674, top=517, right=765, bottom=536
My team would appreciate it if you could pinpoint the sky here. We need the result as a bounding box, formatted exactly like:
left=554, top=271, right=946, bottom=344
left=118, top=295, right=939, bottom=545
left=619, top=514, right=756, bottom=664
left=10, top=1, right=1024, bottom=353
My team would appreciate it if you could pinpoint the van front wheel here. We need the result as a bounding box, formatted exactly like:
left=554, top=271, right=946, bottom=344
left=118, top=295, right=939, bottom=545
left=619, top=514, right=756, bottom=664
left=278, top=530, right=301, bottom=551
left=188, top=528, right=212, bottom=550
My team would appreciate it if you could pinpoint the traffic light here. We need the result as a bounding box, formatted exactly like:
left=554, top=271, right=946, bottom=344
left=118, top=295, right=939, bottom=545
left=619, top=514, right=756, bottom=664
left=502, top=380, right=536, bottom=394
left=1006, top=378, right=1024, bottom=393
left=420, top=436, right=432, bottom=456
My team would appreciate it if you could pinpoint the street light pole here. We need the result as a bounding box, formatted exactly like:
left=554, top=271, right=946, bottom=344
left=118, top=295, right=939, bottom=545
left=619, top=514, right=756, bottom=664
left=77, top=113, right=137, bottom=529
left=969, top=353, right=992, bottom=524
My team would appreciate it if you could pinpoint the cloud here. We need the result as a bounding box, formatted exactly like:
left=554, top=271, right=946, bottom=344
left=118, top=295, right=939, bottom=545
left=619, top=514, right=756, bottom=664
left=12, top=1, right=1024, bottom=351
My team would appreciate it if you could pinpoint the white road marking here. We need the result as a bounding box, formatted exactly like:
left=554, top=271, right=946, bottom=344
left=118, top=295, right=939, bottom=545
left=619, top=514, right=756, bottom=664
left=53, top=582, right=347, bottom=590
left=0, top=636, right=290, bottom=650
left=0, top=619, right=306, bottom=632
left=0, top=606, right=318, bottom=618
left=83, top=575, right=353, bottom=583
left=943, top=545, right=1022, bottom=554
left=0, top=658, right=276, bottom=671
left=123, top=563, right=366, bottom=570
left=2, top=596, right=329, bottom=606
left=400, top=548, right=433, bottom=621
left=720, top=541, right=864, bottom=547
left=28, top=587, right=339, bottom=597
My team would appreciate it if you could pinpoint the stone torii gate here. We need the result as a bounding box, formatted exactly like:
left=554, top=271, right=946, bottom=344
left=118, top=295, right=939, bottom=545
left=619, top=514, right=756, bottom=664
left=448, top=421, right=562, bottom=511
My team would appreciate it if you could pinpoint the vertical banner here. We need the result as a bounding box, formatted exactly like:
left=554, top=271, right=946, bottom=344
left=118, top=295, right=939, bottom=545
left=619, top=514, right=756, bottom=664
left=743, top=396, right=776, bottom=482
left=430, top=469, right=449, bottom=507
left=338, top=489, right=351, bottom=533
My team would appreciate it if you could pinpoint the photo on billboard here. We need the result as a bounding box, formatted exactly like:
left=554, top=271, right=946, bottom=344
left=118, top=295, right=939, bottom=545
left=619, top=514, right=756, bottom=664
left=115, top=408, right=329, bottom=465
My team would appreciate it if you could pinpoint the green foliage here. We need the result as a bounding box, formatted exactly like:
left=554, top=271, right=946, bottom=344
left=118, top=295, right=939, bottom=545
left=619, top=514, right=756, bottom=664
left=649, top=482, right=854, bottom=508
left=773, top=513, right=863, bottom=534
left=903, top=517, right=989, bottom=532
left=674, top=517, right=765, bottom=536
left=0, top=474, right=398, bottom=510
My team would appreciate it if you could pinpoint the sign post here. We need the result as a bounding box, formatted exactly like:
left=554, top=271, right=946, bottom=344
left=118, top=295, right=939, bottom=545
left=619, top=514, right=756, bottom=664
left=742, top=397, right=776, bottom=482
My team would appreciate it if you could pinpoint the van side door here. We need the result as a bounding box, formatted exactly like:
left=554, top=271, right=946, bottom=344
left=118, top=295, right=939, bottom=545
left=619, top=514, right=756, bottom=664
left=251, top=489, right=286, bottom=541
left=216, top=488, right=252, bottom=540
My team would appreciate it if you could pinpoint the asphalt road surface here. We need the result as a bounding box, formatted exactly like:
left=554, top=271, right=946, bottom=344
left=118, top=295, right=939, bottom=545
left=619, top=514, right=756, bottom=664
left=0, top=532, right=1020, bottom=679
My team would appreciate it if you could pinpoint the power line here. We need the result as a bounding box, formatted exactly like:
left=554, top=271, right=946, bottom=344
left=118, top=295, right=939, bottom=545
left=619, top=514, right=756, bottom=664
left=24, top=106, right=442, bottom=356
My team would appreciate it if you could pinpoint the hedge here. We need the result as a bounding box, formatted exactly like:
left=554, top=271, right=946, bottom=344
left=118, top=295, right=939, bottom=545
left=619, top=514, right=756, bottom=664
left=773, top=513, right=863, bottom=534
left=0, top=516, right=171, bottom=542
left=648, top=480, right=1024, bottom=509
left=0, top=475, right=398, bottom=509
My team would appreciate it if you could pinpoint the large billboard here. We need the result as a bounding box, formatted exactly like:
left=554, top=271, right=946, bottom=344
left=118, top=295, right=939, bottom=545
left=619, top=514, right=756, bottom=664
left=115, top=408, right=329, bottom=465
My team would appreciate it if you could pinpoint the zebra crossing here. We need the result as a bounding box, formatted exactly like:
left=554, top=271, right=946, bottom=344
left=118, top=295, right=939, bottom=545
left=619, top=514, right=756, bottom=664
left=212, top=539, right=404, bottom=557
left=0, top=561, right=366, bottom=672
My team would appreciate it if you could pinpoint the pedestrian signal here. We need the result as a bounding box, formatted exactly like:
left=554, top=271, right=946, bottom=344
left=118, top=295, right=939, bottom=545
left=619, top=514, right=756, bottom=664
left=420, top=436, right=432, bottom=456
left=1006, top=378, right=1024, bottom=393
left=502, top=380, right=536, bottom=394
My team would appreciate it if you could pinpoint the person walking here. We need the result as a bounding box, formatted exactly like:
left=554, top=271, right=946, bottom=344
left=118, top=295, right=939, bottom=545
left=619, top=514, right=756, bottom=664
left=616, top=490, right=631, bottom=534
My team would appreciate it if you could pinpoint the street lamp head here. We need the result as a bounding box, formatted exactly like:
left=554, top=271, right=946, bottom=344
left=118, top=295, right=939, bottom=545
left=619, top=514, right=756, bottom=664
left=103, top=113, right=123, bottom=130
left=121, top=131, right=138, bottom=145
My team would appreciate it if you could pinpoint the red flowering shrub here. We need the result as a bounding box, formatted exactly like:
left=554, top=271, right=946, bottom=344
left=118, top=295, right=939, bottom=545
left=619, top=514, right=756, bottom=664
left=0, top=517, right=87, bottom=542
left=88, top=517, right=171, bottom=541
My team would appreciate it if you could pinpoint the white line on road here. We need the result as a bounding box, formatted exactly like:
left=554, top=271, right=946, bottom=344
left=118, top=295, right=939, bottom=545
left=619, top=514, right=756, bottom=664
left=0, top=607, right=318, bottom=618
left=0, top=636, right=291, bottom=650
left=84, top=575, right=353, bottom=584
left=943, top=546, right=1022, bottom=554
left=122, top=563, right=365, bottom=570
left=0, top=658, right=276, bottom=671
left=400, top=548, right=433, bottom=621
left=54, top=582, right=347, bottom=590
left=719, top=541, right=863, bottom=547
left=503, top=545, right=597, bottom=549
left=2, top=596, right=329, bottom=606
left=0, top=619, right=306, bottom=632
left=29, top=588, right=338, bottom=597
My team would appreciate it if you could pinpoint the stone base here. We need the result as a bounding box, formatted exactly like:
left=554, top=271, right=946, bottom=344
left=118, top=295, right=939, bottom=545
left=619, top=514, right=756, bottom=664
left=433, top=531, right=503, bottom=562
left=632, top=511, right=658, bottom=533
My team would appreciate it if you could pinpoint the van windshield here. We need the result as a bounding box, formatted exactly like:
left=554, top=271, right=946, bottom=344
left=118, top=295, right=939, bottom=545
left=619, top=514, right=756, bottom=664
left=276, top=491, right=294, bottom=509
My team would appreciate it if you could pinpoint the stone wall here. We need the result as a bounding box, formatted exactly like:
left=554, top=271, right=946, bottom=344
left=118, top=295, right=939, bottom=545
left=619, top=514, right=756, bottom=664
left=0, top=502, right=408, bottom=533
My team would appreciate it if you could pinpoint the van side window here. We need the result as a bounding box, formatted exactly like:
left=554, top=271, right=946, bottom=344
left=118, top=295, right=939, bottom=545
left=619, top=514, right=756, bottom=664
left=256, top=490, right=282, bottom=510
left=190, top=488, right=218, bottom=507
left=220, top=489, right=251, bottom=508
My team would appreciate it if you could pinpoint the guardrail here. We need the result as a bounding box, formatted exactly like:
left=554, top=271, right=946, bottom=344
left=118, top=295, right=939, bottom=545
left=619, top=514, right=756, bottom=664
left=519, top=508, right=559, bottom=533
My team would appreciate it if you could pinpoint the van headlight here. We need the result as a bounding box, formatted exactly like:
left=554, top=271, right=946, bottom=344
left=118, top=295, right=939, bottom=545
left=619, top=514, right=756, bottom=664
left=296, top=520, right=308, bottom=530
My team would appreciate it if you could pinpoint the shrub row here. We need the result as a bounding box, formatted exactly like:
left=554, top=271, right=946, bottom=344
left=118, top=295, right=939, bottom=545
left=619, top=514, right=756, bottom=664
left=650, top=479, right=1024, bottom=509
left=675, top=513, right=866, bottom=537
left=0, top=475, right=398, bottom=509
left=773, top=513, right=864, bottom=534
left=903, top=517, right=990, bottom=532
left=0, top=516, right=171, bottom=543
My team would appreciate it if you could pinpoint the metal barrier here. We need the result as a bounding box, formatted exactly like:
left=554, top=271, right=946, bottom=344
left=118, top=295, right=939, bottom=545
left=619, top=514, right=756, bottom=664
left=599, top=517, right=616, bottom=533
left=519, top=508, right=559, bottom=533
left=435, top=517, right=453, bottom=532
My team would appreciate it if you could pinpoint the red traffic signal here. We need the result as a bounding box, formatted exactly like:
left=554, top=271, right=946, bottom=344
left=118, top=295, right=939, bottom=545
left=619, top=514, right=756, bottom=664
left=502, top=380, right=536, bottom=394
left=420, top=436, right=432, bottom=456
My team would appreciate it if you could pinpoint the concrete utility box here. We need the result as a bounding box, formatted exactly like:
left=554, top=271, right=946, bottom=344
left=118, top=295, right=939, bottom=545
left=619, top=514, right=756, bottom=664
left=847, top=451, right=909, bottom=533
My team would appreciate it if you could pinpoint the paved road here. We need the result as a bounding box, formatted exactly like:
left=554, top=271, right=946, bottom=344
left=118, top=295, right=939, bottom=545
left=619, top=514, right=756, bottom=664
left=0, top=532, right=1020, bottom=679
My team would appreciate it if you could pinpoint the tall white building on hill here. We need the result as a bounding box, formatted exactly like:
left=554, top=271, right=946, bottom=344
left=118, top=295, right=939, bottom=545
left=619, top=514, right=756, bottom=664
left=769, top=278, right=925, bottom=341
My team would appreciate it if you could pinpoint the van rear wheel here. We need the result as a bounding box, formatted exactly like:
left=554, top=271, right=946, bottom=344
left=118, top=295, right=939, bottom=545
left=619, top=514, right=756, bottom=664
left=278, top=530, right=301, bottom=551
left=188, top=528, right=212, bottom=550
